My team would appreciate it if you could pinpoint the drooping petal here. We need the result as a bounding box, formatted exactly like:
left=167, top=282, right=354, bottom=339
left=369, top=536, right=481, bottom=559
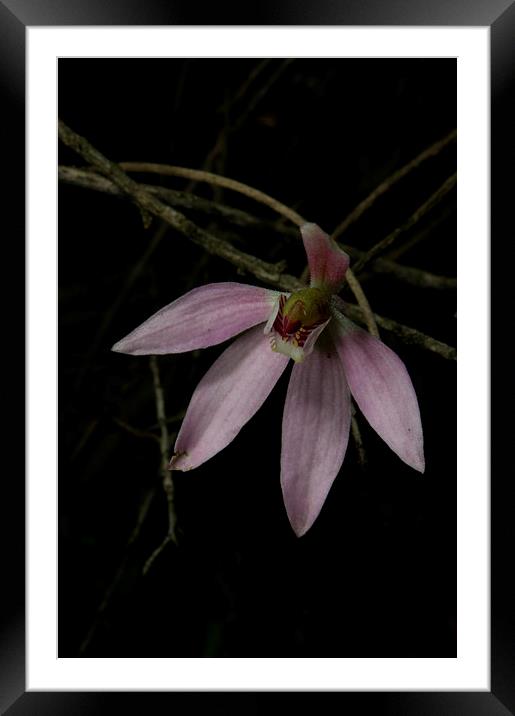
left=280, top=341, right=352, bottom=536
left=331, top=313, right=425, bottom=472
left=171, top=325, right=289, bottom=471
left=301, top=223, right=350, bottom=293
left=112, top=282, right=278, bottom=355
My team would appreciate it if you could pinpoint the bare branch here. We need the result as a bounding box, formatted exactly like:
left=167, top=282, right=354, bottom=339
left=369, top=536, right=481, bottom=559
left=59, top=120, right=378, bottom=337
left=351, top=173, right=457, bottom=276
left=332, top=129, right=456, bottom=239
left=58, top=120, right=455, bottom=360
left=341, top=302, right=457, bottom=361
left=342, top=244, right=456, bottom=290
left=112, top=417, right=160, bottom=444
left=59, top=165, right=278, bottom=231
left=149, top=356, right=177, bottom=545
left=118, top=160, right=305, bottom=227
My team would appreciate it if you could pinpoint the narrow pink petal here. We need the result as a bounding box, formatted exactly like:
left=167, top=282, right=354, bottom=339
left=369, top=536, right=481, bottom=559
left=331, top=314, right=425, bottom=472
left=112, top=282, right=278, bottom=355
left=281, top=342, right=351, bottom=537
left=301, top=223, right=350, bottom=292
left=171, top=326, right=289, bottom=471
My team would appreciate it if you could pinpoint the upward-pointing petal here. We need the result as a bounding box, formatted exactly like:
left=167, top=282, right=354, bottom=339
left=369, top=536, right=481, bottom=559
left=331, top=314, right=425, bottom=473
left=112, top=282, right=278, bottom=355
left=301, top=223, right=350, bottom=293
left=281, top=341, right=352, bottom=536
left=171, top=325, right=289, bottom=471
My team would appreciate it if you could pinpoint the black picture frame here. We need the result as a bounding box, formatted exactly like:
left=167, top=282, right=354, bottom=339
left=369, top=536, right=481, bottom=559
left=1, top=1, right=511, bottom=713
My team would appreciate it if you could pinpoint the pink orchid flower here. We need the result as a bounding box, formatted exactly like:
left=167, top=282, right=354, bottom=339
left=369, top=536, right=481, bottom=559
left=112, top=224, right=424, bottom=536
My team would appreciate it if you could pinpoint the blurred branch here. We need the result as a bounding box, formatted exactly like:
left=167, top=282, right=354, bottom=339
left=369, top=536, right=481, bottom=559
left=188, top=59, right=294, bottom=190
left=79, top=487, right=157, bottom=655
left=383, top=202, right=455, bottom=262
left=219, top=59, right=273, bottom=114
left=362, top=261, right=456, bottom=290
left=146, top=409, right=186, bottom=432
left=75, top=222, right=167, bottom=391
left=112, top=417, right=160, bottom=444
left=332, top=129, right=456, bottom=240
left=228, top=58, right=294, bottom=134
left=342, top=244, right=456, bottom=290
left=58, top=120, right=455, bottom=359
left=351, top=173, right=457, bottom=275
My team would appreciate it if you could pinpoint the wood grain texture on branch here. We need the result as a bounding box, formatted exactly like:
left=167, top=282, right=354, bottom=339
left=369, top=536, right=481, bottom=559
left=117, top=165, right=378, bottom=336
left=119, top=160, right=306, bottom=227
left=59, top=120, right=288, bottom=287
left=59, top=121, right=378, bottom=337
left=61, top=164, right=455, bottom=292
left=58, top=120, right=455, bottom=360
left=59, top=165, right=273, bottom=230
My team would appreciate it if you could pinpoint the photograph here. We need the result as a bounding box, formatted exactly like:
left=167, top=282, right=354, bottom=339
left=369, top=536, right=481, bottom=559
left=57, top=57, right=458, bottom=658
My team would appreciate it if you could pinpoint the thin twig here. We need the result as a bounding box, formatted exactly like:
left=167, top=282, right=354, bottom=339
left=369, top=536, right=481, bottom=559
left=149, top=356, right=177, bottom=546
left=341, top=302, right=457, bottom=361
left=351, top=409, right=367, bottom=470
left=384, top=202, right=455, bottom=262
left=341, top=243, right=456, bottom=290
left=75, top=222, right=167, bottom=391
left=59, top=120, right=289, bottom=284
left=145, top=409, right=186, bottom=432
left=332, top=129, right=456, bottom=240
left=119, top=160, right=306, bottom=226
left=112, top=417, right=160, bottom=444
left=219, top=59, right=273, bottom=114
left=117, top=169, right=377, bottom=335
left=351, top=173, right=457, bottom=275
left=59, top=165, right=278, bottom=231
left=79, top=487, right=157, bottom=655
left=59, top=120, right=378, bottom=337
left=187, top=59, right=292, bottom=191
left=58, top=121, right=454, bottom=359
left=229, top=59, right=294, bottom=134
left=345, top=270, right=379, bottom=338
left=142, top=533, right=176, bottom=576
left=142, top=359, right=178, bottom=577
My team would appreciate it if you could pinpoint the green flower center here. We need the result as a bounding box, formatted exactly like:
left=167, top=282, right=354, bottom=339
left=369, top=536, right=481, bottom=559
left=268, top=287, right=331, bottom=362
left=281, top=287, right=331, bottom=334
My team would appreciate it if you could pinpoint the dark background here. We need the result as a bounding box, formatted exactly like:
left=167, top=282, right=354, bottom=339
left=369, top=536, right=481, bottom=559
left=58, top=58, right=456, bottom=658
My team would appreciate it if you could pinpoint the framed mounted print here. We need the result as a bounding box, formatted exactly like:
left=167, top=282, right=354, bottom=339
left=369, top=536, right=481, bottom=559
left=1, top=1, right=512, bottom=713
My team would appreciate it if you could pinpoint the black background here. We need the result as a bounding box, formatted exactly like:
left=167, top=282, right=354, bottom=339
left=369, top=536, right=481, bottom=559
left=58, top=58, right=457, bottom=658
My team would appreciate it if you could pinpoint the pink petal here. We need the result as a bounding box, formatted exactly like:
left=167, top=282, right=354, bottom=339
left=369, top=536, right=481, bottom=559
left=112, top=282, right=278, bottom=355
left=331, top=314, right=425, bottom=472
left=171, top=325, right=289, bottom=471
left=281, top=341, right=352, bottom=536
left=301, top=223, right=350, bottom=292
